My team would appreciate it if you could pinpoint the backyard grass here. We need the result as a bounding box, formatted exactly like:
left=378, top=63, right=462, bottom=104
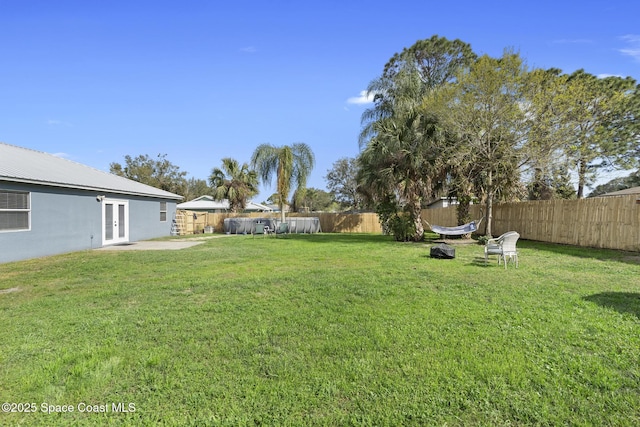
left=0, top=233, right=639, bottom=426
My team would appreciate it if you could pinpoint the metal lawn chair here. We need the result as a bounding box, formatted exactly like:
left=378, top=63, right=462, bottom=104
left=252, top=222, right=268, bottom=238
left=275, top=222, right=289, bottom=238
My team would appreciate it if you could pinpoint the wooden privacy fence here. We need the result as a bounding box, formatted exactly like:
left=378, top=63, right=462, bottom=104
left=177, top=211, right=383, bottom=234
left=176, top=194, right=639, bottom=251
left=312, top=212, right=382, bottom=234
left=420, top=194, right=640, bottom=252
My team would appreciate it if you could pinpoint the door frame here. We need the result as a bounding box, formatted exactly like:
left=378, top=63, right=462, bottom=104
left=102, top=198, right=130, bottom=245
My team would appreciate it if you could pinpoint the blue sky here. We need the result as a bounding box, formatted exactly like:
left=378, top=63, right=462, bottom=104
left=1, top=0, right=639, bottom=201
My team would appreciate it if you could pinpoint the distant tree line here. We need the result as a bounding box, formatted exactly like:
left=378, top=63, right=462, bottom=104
left=355, top=35, right=640, bottom=240
left=110, top=144, right=329, bottom=215
left=109, top=35, right=639, bottom=238
left=109, top=147, right=363, bottom=214
left=588, top=171, right=640, bottom=197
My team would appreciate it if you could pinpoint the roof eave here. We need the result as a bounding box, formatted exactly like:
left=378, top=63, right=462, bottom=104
left=0, top=177, right=183, bottom=200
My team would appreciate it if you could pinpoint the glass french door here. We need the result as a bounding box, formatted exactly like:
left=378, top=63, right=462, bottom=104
left=103, top=199, right=129, bottom=244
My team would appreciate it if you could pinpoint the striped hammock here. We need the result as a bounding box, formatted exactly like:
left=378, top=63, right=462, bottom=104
left=425, top=218, right=483, bottom=236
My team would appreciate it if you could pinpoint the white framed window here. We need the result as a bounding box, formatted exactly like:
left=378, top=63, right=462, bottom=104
left=0, top=190, right=31, bottom=232
left=160, top=201, right=167, bottom=222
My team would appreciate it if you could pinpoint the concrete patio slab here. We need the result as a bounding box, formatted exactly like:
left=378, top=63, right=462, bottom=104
left=96, top=234, right=236, bottom=251
left=96, top=240, right=206, bottom=251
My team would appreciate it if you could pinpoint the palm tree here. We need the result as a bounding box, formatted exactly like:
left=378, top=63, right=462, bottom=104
left=251, top=143, right=315, bottom=222
left=209, top=158, right=258, bottom=212
left=357, top=36, right=476, bottom=241
left=358, top=65, right=449, bottom=241
left=358, top=103, right=448, bottom=240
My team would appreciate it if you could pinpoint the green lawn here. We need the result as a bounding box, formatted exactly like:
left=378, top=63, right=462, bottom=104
left=1, top=233, right=639, bottom=426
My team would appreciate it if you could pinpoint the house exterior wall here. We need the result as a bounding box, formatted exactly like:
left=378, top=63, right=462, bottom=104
left=127, top=196, right=176, bottom=241
left=427, top=199, right=458, bottom=209
left=0, top=182, right=177, bottom=264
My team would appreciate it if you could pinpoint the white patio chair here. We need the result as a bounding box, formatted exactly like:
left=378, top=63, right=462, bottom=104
left=484, top=231, right=520, bottom=269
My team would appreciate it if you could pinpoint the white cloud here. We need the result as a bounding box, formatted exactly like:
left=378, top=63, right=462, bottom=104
left=346, top=90, right=374, bottom=105
left=621, top=34, right=640, bottom=43
left=240, top=46, right=257, bottom=53
left=46, top=119, right=72, bottom=127
left=619, top=34, right=640, bottom=61
left=597, top=73, right=623, bottom=78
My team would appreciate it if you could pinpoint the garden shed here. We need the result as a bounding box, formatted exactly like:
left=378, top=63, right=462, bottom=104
left=0, top=142, right=182, bottom=263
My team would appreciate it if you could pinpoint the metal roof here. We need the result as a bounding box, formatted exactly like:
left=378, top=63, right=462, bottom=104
left=177, top=195, right=273, bottom=212
left=597, top=186, right=640, bottom=197
left=0, top=142, right=182, bottom=200
left=247, top=201, right=273, bottom=211
left=177, top=196, right=230, bottom=210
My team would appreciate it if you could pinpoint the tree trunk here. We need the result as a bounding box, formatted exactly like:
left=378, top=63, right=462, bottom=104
left=456, top=192, right=472, bottom=239
left=410, top=202, right=424, bottom=241
left=577, top=160, right=586, bottom=199
left=456, top=197, right=471, bottom=226
left=485, top=170, right=494, bottom=238
left=279, top=202, right=286, bottom=223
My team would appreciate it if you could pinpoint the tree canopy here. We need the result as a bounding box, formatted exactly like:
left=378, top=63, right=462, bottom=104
left=109, top=153, right=187, bottom=196
left=184, top=177, right=212, bottom=201
left=588, top=171, right=640, bottom=197
left=357, top=35, right=640, bottom=239
left=292, top=187, right=335, bottom=212
left=431, top=51, right=535, bottom=237
left=358, top=36, right=475, bottom=241
left=325, top=157, right=363, bottom=211
left=209, top=158, right=258, bottom=212
left=555, top=71, right=640, bottom=197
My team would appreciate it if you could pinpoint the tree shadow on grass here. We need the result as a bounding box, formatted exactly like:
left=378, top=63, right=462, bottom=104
left=522, top=240, right=640, bottom=266
left=282, top=232, right=399, bottom=246
left=583, top=292, right=640, bottom=319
